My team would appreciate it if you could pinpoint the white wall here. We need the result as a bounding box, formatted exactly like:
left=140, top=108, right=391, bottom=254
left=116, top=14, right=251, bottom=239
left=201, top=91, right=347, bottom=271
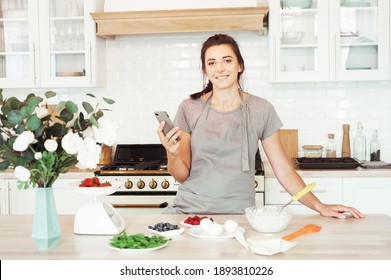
left=7, top=31, right=391, bottom=162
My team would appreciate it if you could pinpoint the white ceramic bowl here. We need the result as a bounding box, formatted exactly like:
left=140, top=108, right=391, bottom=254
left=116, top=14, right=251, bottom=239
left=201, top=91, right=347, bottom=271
left=245, top=206, right=293, bottom=233
left=281, top=31, right=304, bottom=44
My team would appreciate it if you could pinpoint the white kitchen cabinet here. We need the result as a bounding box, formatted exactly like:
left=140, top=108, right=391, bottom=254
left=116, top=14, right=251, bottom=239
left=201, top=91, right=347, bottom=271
left=0, top=0, right=105, bottom=88
left=269, top=0, right=390, bottom=82
left=0, top=179, right=6, bottom=214
left=265, top=177, right=343, bottom=214
left=343, top=177, right=391, bottom=216
left=7, top=178, right=90, bottom=214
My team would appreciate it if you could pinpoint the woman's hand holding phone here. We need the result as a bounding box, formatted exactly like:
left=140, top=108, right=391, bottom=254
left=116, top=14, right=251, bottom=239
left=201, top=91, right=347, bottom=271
left=155, top=111, right=181, bottom=157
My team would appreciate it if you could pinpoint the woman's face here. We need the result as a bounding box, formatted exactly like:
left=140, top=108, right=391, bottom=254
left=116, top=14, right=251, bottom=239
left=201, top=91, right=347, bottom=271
left=204, top=44, right=243, bottom=91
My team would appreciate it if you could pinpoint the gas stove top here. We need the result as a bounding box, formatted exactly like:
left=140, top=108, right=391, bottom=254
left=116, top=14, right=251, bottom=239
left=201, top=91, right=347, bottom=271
left=95, top=144, right=264, bottom=176
left=96, top=144, right=169, bottom=175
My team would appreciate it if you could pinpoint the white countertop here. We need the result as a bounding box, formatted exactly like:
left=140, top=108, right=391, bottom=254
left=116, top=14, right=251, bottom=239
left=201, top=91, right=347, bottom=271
left=264, top=161, right=391, bottom=178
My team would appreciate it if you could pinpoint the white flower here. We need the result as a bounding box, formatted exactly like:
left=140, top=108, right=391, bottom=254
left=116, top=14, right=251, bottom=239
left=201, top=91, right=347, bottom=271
left=62, top=132, right=83, bottom=155
left=75, top=137, right=101, bottom=169
left=14, top=166, right=31, bottom=182
left=34, top=152, right=42, bottom=160
left=82, top=126, right=94, bottom=139
left=44, top=139, right=58, bottom=152
left=35, top=107, right=49, bottom=119
left=13, top=131, right=35, bottom=152
left=92, top=118, right=118, bottom=146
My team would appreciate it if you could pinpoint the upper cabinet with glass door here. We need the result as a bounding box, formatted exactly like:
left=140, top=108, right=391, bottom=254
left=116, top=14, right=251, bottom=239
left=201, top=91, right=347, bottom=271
left=0, top=0, right=104, bottom=88
left=331, top=0, right=389, bottom=81
left=269, top=0, right=389, bottom=82
left=269, top=0, right=329, bottom=82
left=0, top=0, right=38, bottom=88
left=38, top=0, right=105, bottom=87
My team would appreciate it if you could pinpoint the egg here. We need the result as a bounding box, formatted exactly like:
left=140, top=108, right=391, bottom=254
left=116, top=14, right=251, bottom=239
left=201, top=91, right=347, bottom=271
left=224, top=220, right=238, bottom=233
left=200, top=218, right=213, bottom=232
left=207, top=223, right=224, bottom=236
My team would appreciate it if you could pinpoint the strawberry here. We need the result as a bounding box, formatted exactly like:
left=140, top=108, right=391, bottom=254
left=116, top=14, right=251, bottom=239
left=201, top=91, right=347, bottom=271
left=93, top=177, right=100, bottom=185
left=80, top=178, right=93, bottom=187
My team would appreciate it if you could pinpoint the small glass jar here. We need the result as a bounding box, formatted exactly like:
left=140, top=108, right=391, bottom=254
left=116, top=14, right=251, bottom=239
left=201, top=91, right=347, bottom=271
left=326, top=134, right=336, bottom=158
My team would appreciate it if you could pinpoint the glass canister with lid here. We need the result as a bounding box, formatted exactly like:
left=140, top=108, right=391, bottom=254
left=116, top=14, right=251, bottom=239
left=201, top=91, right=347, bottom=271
left=326, top=134, right=336, bottom=158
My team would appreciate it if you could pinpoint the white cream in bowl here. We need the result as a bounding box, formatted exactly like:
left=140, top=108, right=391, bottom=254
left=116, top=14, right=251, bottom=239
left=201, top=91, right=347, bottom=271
left=245, top=206, right=293, bottom=233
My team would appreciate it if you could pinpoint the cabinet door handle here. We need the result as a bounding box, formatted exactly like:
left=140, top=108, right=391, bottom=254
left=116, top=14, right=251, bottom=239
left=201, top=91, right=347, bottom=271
left=89, top=41, right=93, bottom=84
left=273, top=36, right=277, bottom=81
left=33, top=42, right=37, bottom=84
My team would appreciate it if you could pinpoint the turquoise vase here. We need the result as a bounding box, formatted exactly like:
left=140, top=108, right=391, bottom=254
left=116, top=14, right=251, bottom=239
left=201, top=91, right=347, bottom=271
left=32, top=187, right=61, bottom=249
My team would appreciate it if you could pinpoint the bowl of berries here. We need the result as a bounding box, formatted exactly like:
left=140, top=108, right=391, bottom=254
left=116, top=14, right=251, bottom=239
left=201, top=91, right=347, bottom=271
left=75, top=177, right=121, bottom=196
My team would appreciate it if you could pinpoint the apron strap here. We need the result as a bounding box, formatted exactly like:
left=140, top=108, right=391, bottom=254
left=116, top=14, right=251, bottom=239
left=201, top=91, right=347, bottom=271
left=240, top=91, right=250, bottom=172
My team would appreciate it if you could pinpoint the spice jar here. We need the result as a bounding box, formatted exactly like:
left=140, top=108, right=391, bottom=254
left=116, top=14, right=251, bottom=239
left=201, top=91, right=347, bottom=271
left=326, top=134, right=336, bottom=158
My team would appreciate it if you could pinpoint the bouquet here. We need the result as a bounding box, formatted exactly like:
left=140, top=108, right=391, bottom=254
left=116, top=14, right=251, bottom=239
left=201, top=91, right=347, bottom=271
left=0, top=89, right=117, bottom=189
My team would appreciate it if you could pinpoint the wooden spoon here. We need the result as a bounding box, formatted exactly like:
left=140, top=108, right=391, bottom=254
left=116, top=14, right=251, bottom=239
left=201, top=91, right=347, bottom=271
left=282, top=224, right=321, bottom=241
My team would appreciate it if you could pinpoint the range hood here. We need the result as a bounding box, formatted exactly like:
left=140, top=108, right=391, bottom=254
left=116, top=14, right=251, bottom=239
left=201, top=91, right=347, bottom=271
left=90, top=6, right=268, bottom=40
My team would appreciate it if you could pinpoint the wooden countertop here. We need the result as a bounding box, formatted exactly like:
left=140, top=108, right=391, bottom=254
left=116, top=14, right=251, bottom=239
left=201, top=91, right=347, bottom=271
left=1, top=214, right=390, bottom=260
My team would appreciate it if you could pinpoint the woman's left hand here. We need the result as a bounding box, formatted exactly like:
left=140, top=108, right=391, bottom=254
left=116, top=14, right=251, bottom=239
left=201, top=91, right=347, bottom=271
left=319, top=204, right=365, bottom=219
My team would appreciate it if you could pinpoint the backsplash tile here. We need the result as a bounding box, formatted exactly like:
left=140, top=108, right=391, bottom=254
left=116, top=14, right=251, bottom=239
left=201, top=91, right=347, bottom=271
left=5, top=31, right=391, bottom=162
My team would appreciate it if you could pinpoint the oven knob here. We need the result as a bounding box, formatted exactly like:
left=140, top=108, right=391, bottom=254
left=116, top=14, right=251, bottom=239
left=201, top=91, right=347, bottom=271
left=124, top=179, right=133, bottom=189
left=137, top=179, right=145, bottom=189
left=149, top=179, right=158, bottom=189
left=254, top=180, right=258, bottom=189
left=161, top=179, right=170, bottom=189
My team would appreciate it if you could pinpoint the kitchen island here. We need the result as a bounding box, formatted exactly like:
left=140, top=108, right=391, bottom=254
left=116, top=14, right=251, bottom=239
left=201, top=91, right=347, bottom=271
left=1, top=214, right=390, bottom=260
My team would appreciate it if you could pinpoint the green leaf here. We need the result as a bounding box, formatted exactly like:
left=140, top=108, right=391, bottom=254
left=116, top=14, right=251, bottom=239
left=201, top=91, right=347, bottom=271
left=46, top=123, right=63, bottom=138
left=15, top=124, right=25, bottom=134
left=59, top=109, right=74, bottom=123
left=26, top=114, right=42, bottom=131
left=103, top=97, right=115, bottom=105
left=82, top=101, right=94, bottom=114
left=0, top=161, right=10, bottom=170
left=89, top=116, right=98, bottom=127
left=0, top=89, right=3, bottom=105
left=5, top=97, right=22, bottom=110
left=86, top=93, right=96, bottom=99
left=26, top=96, right=43, bottom=115
left=65, top=101, right=78, bottom=114
left=55, top=101, right=65, bottom=112
left=7, top=110, right=24, bottom=126
left=44, top=91, right=56, bottom=99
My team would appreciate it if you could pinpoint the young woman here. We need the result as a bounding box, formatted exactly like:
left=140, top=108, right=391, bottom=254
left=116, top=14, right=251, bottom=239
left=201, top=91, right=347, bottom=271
left=157, top=34, right=363, bottom=219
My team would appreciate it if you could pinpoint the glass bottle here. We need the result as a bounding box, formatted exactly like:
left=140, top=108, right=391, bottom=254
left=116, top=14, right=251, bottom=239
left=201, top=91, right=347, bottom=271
left=370, top=130, right=381, bottom=161
left=352, top=122, right=366, bottom=161
left=326, top=134, right=336, bottom=158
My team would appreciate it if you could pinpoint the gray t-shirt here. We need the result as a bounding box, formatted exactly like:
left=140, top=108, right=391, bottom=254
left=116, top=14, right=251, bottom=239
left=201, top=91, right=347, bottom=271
left=174, top=93, right=283, bottom=142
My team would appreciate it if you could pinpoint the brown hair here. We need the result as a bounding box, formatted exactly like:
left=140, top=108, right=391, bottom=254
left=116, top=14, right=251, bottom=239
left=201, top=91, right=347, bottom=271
left=190, top=34, right=245, bottom=99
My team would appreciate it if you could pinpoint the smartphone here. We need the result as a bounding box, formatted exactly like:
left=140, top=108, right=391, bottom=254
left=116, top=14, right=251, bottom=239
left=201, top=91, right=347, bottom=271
left=154, top=111, right=180, bottom=141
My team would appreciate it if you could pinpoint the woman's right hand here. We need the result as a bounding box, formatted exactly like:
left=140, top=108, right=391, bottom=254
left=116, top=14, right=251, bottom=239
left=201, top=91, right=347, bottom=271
left=156, top=121, right=181, bottom=158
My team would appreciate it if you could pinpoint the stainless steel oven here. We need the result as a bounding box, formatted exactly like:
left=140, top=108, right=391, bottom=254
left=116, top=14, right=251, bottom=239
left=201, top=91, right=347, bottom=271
left=95, top=144, right=265, bottom=214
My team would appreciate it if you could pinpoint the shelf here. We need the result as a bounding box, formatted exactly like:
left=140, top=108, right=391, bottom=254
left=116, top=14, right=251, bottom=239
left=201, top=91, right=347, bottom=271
left=90, top=6, right=268, bottom=39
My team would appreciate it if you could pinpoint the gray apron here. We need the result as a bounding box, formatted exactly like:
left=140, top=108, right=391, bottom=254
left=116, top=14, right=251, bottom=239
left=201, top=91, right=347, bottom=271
left=164, top=92, right=258, bottom=214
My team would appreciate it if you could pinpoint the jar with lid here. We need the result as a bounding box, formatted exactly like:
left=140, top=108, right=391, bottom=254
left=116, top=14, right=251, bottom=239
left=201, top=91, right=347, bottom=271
left=370, top=130, right=381, bottom=161
left=352, top=122, right=366, bottom=161
left=326, top=134, right=336, bottom=158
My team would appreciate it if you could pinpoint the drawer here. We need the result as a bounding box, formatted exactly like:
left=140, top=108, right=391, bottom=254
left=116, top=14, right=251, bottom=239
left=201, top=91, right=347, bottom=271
left=265, top=177, right=343, bottom=205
